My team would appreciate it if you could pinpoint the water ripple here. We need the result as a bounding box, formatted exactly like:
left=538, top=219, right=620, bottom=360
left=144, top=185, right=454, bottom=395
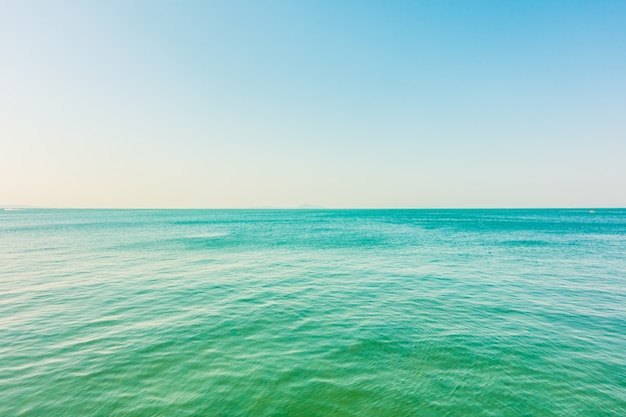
left=1, top=209, right=625, bottom=416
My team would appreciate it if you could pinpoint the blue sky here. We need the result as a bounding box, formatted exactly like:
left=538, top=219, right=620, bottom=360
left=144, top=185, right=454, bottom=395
left=1, top=0, right=624, bottom=207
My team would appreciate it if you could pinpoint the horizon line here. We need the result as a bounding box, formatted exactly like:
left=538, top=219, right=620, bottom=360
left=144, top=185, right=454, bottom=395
left=2, top=206, right=621, bottom=210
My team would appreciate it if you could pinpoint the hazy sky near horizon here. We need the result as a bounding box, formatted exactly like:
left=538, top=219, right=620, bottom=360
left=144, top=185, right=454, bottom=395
left=1, top=1, right=625, bottom=208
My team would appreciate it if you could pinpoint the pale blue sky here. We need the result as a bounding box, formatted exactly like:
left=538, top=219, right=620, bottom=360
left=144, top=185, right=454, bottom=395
left=1, top=1, right=624, bottom=208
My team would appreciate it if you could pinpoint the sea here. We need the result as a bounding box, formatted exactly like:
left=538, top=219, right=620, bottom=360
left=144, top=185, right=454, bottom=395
left=1, top=209, right=625, bottom=416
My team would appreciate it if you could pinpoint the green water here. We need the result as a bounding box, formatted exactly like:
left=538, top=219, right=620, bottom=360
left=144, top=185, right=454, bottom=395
left=1, top=209, right=625, bottom=416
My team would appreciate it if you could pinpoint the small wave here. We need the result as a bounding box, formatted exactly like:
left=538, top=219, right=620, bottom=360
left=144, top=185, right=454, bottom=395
left=501, top=239, right=549, bottom=246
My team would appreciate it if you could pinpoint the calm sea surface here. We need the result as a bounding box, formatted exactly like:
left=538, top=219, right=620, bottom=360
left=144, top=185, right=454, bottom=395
left=1, top=209, right=625, bottom=416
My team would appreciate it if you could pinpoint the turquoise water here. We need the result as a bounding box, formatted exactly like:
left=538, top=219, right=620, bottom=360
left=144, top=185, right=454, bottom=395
left=1, top=209, right=625, bottom=416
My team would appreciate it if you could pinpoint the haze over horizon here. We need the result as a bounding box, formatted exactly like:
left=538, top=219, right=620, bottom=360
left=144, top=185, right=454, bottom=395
left=2, top=1, right=625, bottom=208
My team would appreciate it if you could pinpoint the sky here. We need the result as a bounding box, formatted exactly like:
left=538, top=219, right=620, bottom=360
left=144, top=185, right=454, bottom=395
left=1, top=0, right=625, bottom=208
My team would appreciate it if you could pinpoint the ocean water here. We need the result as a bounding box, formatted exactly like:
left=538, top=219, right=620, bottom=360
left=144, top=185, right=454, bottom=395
left=1, top=209, right=625, bottom=416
